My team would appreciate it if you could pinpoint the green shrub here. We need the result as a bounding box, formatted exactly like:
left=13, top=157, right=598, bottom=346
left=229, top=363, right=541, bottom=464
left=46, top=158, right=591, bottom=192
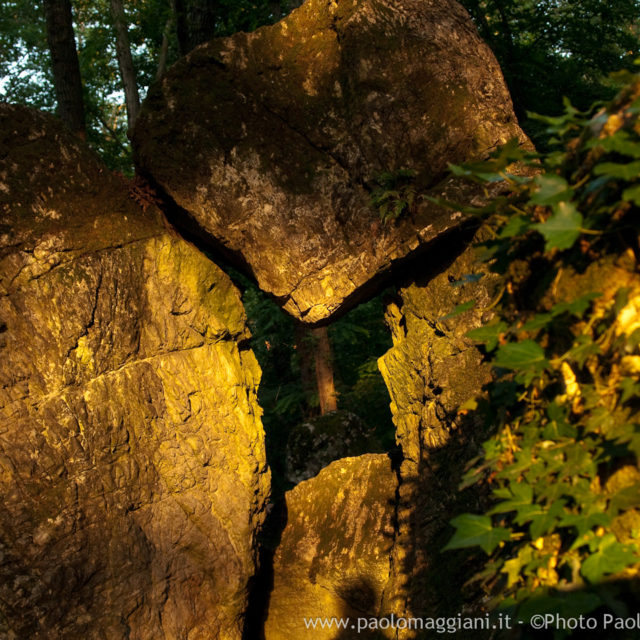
left=443, top=71, right=640, bottom=625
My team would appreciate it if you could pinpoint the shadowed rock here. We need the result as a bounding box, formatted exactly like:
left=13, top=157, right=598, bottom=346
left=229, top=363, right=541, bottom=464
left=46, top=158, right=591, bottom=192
left=286, top=410, right=384, bottom=484
left=377, top=231, right=497, bottom=629
left=264, top=454, right=397, bottom=639
left=133, top=0, right=529, bottom=324
left=0, top=105, right=269, bottom=640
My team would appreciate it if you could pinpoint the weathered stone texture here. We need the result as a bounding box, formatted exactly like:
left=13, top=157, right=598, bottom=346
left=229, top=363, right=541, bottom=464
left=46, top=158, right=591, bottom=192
left=0, top=105, right=269, bottom=639
left=378, top=232, right=495, bottom=466
left=133, top=0, right=528, bottom=324
left=378, top=232, right=496, bottom=631
left=265, top=454, right=397, bottom=639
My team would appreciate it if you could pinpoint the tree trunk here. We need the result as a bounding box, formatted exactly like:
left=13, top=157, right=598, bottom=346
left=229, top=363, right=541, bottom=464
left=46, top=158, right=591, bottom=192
left=312, top=327, right=338, bottom=415
left=43, top=0, right=85, bottom=137
left=110, top=0, right=140, bottom=131
left=155, top=13, right=174, bottom=81
left=174, top=0, right=220, bottom=56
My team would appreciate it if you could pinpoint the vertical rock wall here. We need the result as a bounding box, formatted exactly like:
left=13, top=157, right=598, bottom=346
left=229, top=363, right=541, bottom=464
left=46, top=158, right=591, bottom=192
left=378, top=231, right=497, bottom=630
left=0, top=105, right=269, bottom=639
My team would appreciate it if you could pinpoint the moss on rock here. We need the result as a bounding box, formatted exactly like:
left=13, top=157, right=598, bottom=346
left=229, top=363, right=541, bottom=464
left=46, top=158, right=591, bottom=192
left=0, top=105, right=269, bottom=640
left=133, top=0, right=529, bottom=324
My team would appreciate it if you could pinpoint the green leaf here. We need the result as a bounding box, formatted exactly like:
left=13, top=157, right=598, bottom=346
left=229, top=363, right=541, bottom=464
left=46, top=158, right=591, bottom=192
left=529, top=174, right=573, bottom=206
left=609, top=483, right=640, bottom=515
left=490, top=482, right=533, bottom=515
left=499, top=215, right=532, bottom=238
left=449, top=162, right=505, bottom=183
left=521, top=313, right=553, bottom=331
left=533, top=201, right=583, bottom=251
left=566, top=334, right=601, bottom=367
left=552, top=292, right=601, bottom=317
left=593, top=160, right=640, bottom=181
left=465, top=321, right=508, bottom=352
left=620, top=377, right=640, bottom=404
left=529, top=499, right=566, bottom=539
left=494, top=340, right=548, bottom=372
left=622, top=183, right=640, bottom=205
left=440, top=300, right=475, bottom=320
left=558, top=512, right=610, bottom=537
left=592, top=130, right=640, bottom=158
left=614, top=287, right=632, bottom=317
left=502, top=545, right=533, bottom=588
left=581, top=535, right=638, bottom=583
left=543, top=418, right=577, bottom=440
left=444, top=514, right=511, bottom=554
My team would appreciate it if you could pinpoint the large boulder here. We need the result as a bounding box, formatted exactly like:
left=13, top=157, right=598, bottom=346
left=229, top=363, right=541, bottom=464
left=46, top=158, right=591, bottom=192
left=264, top=454, right=397, bottom=639
left=133, top=0, right=528, bottom=324
left=0, top=105, right=269, bottom=639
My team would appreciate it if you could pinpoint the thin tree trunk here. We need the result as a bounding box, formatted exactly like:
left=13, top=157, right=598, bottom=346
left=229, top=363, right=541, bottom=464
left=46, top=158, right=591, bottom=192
left=155, top=13, right=174, bottom=80
left=110, top=0, right=140, bottom=131
left=43, top=0, right=86, bottom=137
left=491, top=0, right=523, bottom=118
left=174, top=0, right=219, bottom=56
left=312, top=327, right=338, bottom=415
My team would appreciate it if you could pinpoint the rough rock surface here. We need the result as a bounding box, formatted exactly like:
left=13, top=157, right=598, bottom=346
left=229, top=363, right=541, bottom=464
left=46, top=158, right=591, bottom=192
left=286, top=409, right=384, bottom=484
left=133, top=0, right=528, bottom=324
left=0, top=105, right=269, bottom=639
left=264, top=454, right=397, bottom=639
left=377, top=230, right=497, bottom=630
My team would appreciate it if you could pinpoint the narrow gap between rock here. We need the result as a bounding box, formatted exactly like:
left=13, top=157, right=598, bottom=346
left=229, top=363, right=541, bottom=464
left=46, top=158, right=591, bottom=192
left=230, top=269, right=399, bottom=638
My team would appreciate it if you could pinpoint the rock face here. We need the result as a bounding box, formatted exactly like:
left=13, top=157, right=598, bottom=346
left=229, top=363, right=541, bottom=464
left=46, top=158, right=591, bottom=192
left=0, top=105, right=269, bottom=639
left=378, top=230, right=496, bottom=629
left=286, top=409, right=384, bottom=484
left=264, top=454, right=397, bottom=640
left=133, top=0, right=528, bottom=324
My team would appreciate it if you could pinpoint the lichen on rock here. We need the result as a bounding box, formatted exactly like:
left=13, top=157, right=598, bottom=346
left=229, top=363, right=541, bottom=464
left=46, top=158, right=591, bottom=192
left=264, top=454, right=397, bottom=640
left=133, top=0, right=529, bottom=324
left=0, top=105, right=269, bottom=640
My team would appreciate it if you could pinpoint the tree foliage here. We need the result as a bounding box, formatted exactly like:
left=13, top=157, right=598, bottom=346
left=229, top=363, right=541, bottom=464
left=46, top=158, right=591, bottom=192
left=1, top=0, right=301, bottom=172
left=3, top=0, right=638, bottom=171
left=460, top=0, right=640, bottom=147
left=444, top=71, right=640, bottom=626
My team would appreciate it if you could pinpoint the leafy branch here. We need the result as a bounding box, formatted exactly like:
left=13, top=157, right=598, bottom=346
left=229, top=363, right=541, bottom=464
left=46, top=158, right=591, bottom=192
left=369, top=168, right=418, bottom=224
left=442, top=71, right=640, bottom=626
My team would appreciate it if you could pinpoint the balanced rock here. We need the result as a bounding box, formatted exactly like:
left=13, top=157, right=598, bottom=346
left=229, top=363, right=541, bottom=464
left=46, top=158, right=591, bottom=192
left=265, top=454, right=397, bottom=639
left=0, top=105, right=269, bottom=639
left=133, top=0, right=528, bottom=324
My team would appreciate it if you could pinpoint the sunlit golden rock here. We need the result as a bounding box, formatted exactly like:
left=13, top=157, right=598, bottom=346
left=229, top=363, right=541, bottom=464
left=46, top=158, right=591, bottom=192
left=0, top=105, right=269, bottom=640
left=133, top=0, right=529, bottom=324
left=264, top=454, right=397, bottom=640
